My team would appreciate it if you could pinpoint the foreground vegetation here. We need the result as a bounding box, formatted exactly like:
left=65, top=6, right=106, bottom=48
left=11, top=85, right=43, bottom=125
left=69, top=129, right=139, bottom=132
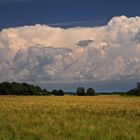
left=0, top=96, right=139, bottom=140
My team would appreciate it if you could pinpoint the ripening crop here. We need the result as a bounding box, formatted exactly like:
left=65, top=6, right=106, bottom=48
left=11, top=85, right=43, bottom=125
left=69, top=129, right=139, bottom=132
left=0, top=95, right=139, bottom=140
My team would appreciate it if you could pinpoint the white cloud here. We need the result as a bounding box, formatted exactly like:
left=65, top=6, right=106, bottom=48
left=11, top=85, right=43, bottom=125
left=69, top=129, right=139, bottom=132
left=0, top=15, right=140, bottom=85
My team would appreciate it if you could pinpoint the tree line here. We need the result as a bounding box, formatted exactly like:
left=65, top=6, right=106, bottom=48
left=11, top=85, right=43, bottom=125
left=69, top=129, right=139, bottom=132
left=0, top=82, right=139, bottom=96
left=0, top=82, right=96, bottom=96
left=0, top=82, right=50, bottom=95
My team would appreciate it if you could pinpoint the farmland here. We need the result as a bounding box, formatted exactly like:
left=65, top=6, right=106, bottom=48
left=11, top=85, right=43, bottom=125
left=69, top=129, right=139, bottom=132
left=0, top=96, right=139, bottom=140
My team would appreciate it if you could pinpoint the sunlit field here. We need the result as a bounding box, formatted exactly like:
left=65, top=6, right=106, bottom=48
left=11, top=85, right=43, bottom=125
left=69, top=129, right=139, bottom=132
left=0, top=95, right=139, bottom=140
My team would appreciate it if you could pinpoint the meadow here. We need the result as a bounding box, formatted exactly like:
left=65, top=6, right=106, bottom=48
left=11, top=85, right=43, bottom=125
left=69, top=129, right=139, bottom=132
left=0, top=95, right=139, bottom=140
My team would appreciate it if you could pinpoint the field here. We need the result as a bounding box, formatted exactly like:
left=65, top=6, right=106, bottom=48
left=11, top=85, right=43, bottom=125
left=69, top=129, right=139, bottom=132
left=0, top=96, right=139, bottom=140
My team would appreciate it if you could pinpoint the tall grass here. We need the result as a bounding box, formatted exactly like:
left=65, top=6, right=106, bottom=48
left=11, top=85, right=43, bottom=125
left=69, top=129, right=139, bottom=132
left=0, top=96, right=139, bottom=140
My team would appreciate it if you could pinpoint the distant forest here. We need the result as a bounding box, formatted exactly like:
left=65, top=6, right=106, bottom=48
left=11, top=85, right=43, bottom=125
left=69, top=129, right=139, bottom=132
left=0, top=82, right=139, bottom=96
left=0, top=82, right=50, bottom=96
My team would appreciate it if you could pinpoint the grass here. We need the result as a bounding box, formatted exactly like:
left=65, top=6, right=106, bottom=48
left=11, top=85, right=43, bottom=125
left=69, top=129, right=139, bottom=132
left=0, top=95, right=139, bottom=140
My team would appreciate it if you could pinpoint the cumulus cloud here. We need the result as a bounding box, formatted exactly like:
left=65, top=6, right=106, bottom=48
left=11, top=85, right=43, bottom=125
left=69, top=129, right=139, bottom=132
left=0, top=15, right=140, bottom=85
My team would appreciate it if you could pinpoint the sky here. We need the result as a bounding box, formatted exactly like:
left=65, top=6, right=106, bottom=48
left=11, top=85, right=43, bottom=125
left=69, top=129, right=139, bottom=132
left=0, top=0, right=140, bottom=29
left=0, top=0, right=140, bottom=92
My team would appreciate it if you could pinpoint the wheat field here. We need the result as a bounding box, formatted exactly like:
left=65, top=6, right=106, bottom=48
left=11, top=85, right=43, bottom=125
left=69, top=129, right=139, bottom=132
left=0, top=95, right=139, bottom=140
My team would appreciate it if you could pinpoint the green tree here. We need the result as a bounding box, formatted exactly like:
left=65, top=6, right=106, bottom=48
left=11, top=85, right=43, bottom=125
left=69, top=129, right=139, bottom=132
left=126, top=82, right=140, bottom=96
left=77, top=87, right=85, bottom=96
left=137, top=82, right=140, bottom=92
left=58, top=89, right=64, bottom=96
left=87, top=88, right=96, bottom=96
left=52, top=89, right=58, bottom=95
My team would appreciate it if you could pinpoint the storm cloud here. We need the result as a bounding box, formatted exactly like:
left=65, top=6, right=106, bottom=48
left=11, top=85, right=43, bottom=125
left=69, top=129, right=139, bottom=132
left=0, top=16, right=140, bottom=86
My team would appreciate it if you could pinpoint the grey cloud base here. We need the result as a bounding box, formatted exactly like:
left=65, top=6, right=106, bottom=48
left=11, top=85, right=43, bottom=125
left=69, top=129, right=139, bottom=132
left=0, top=16, right=140, bottom=87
